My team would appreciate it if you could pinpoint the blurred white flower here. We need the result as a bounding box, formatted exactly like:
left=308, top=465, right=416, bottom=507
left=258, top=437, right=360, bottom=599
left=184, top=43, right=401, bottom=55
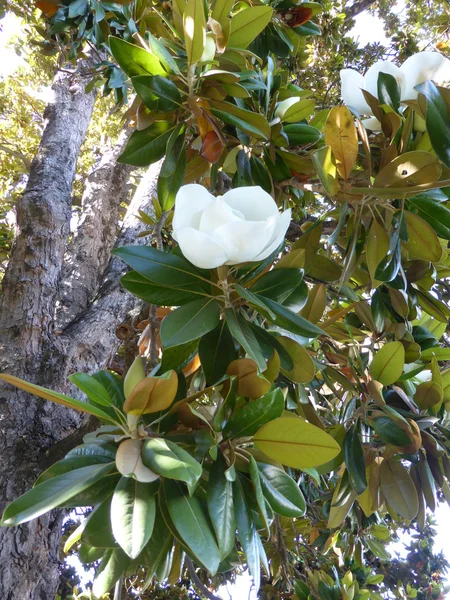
left=172, top=184, right=291, bottom=269
left=340, top=51, right=450, bottom=129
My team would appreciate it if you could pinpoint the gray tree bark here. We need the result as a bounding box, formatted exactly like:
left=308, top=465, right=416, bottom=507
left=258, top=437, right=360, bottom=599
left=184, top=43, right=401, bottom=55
left=0, top=56, right=160, bottom=599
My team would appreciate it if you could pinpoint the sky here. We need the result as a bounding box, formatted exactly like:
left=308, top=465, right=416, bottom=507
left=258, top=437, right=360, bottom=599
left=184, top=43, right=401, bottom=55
left=1, top=3, right=450, bottom=599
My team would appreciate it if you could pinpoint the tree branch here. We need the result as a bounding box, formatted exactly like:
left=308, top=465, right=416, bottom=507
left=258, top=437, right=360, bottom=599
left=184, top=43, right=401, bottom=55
left=185, top=557, right=221, bottom=600
left=344, top=0, right=377, bottom=20
left=56, top=127, right=134, bottom=328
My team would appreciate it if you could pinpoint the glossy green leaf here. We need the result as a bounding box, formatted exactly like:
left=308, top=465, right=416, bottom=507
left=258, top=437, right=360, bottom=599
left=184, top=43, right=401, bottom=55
left=132, top=75, right=182, bottom=111
left=379, top=458, right=418, bottom=520
left=210, top=100, right=271, bottom=140
left=114, top=246, right=210, bottom=291
left=225, top=308, right=267, bottom=371
left=199, top=320, right=238, bottom=385
left=416, top=81, right=450, bottom=168
left=228, top=6, right=273, bottom=49
left=284, top=123, right=321, bottom=145
left=109, top=37, right=166, bottom=77
left=408, top=193, right=450, bottom=240
left=164, top=479, right=221, bottom=574
left=92, top=548, right=129, bottom=598
left=118, top=122, right=176, bottom=167
left=233, top=475, right=261, bottom=591
left=82, top=497, right=118, bottom=548
left=257, top=462, right=305, bottom=517
left=121, top=271, right=203, bottom=306
left=370, top=342, right=405, bottom=386
left=111, top=477, right=156, bottom=559
left=68, top=373, right=113, bottom=407
left=160, top=298, right=220, bottom=348
left=223, top=389, right=284, bottom=439
left=0, top=374, right=118, bottom=424
left=371, top=417, right=411, bottom=446
left=141, top=438, right=202, bottom=487
left=184, top=0, right=206, bottom=65
left=2, top=463, right=114, bottom=525
left=253, top=417, right=340, bottom=469
left=249, top=268, right=304, bottom=304
left=343, top=425, right=367, bottom=495
left=249, top=456, right=271, bottom=533
left=207, top=453, right=236, bottom=559
left=257, top=296, right=326, bottom=338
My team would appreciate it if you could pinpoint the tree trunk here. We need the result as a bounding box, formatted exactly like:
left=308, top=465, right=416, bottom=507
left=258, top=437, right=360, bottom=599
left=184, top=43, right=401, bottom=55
left=0, top=50, right=161, bottom=593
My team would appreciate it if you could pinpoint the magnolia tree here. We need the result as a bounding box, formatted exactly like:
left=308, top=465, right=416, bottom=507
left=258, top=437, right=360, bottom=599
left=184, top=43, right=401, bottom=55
left=2, top=1, right=450, bottom=599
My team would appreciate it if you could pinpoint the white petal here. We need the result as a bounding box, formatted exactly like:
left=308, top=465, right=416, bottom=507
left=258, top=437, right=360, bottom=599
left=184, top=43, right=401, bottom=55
left=215, top=218, right=277, bottom=264
left=222, top=186, right=279, bottom=221
left=175, top=227, right=228, bottom=269
left=198, top=198, right=243, bottom=234
left=252, top=209, right=292, bottom=261
left=364, top=60, right=405, bottom=101
left=401, top=51, right=450, bottom=100
left=340, top=69, right=371, bottom=115
left=173, top=184, right=214, bottom=233
left=361, top=117, right=382, bottom=130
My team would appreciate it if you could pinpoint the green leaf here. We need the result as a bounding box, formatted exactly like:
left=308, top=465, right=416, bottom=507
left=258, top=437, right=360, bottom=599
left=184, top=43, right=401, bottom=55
left=160, top=298, right=220, bottom=348
left=213, top=376, right=238, bottom=433
left=199, top=320, right=238, bottom=385
left=207, top=453, right=236, bottom=559
left=371, top=417, right=411, bottom=446
left=111, top=477, right=156, bottom=559
left=257, top=462, right=305, bottom=517
left=278, top=336, right=315, bottom=384
left=379, top=458, right=418, bottom=520
left=223, top=389, right=285, bottom=440
left=164, top=479, right=221, bottom=574
left=245, top=322, right=293, bottom=371
left=141, top=438, right=202, bottom=487
left=276, top=98, right=315, bottom=124
left=249, top=456, right=271, bottom=533
left=416, top=81, right=450, bottom=168
left=311, top=145, right=339, bottom=196
left=121, top=271, right=203, bottom=306
left=228, top=6, right=273, bottom=49
left=234, top=284, right=276, bottom=320
left=82, top=497, right=118, bottom=548
left=233, top=475, right=261, bottom=591
left=135, top=504, right=173, bottom=575
left=421, top=347, right=450, bottom=361
left=158, top=128, right=186, bottom=211
left=225, top=308, right=267, bottom=371
left=408, top=193, right=450, bottom=240
left=36, top=443, right=116, bottom=485
left=402, top=210, right=442, bottom=262
left=109, top=37, right=165, bottom=78
left=118, top=122, right=176, bottom=167
left=370, top=341, right=405, bottom=386
left=343, top=425, right=367, bottom=495
left=0, top=374, right=118, bottom=424
left=210, top=100, right=271, bottom=140
left=183, top=0, right=206, bottom=65
left=249, top=268, right=304, bottom=304
left=160, top=339, right=199, bottom=374
left=132, top=75, right=182, bottom=111
left=113, top=246, right=210, bottom=291
left=256, top=296, right=326, bottom=338
left=253, top=417, right=340, bottom=469
left=2, top=463, right=114, bottom=526
left=92, top=548, right=129, bottom=598
left=284, top=123, right=322, bottom=146
left=68, top=373, right=113, bottom=407
left=377, top=72, right=401, bottom=112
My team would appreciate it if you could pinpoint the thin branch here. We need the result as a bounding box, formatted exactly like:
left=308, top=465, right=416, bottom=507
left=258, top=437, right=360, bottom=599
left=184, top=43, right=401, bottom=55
left=0, top=143, right=32, bottom=170
left=185, top=557, right=221, bottom=600
left=344, top=0, right=376, bottom=20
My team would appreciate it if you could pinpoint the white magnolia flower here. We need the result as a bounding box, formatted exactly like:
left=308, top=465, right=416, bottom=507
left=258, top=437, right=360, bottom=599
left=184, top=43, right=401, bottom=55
left=172, top=184, right=291, bottom=269
left=340, top=51, right=450, bottom=128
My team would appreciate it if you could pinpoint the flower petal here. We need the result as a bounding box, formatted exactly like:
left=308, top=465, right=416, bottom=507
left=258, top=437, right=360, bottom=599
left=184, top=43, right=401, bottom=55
left=222, top=186, right=279, bottom=221
left=214, top=219, right=277, bottom=265
left=364, top=60, right=405, bottom=101
left=173, top=184, right=214, bottom=233
left=340, top=69, right=371, bottom=115
left=252, top=209, right=292, bottom=262
left=401, top=51, right=450, bottom=100
left=175, top=227, right=228, bottom=269
left=199, top=198, right=243, bottom=234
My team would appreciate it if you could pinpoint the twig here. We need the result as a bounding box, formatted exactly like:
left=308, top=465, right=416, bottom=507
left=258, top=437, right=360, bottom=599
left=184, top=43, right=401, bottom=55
left=185, top=557, right=221, bottom=600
